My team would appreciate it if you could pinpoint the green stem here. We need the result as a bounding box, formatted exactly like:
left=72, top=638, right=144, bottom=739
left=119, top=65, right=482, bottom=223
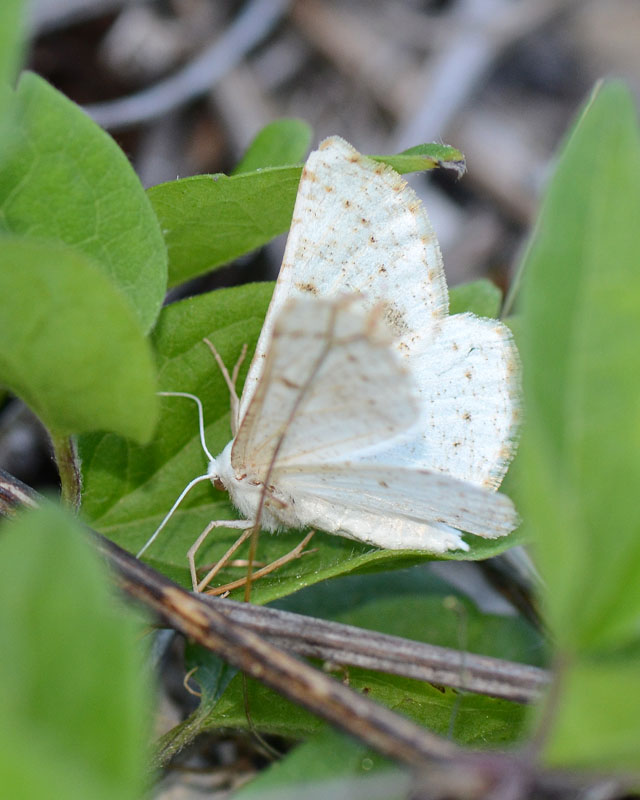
left=50, top=433, right=82, bottom=511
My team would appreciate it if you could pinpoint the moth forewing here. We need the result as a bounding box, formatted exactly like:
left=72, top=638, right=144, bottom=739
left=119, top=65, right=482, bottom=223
left=231, top=296, right=421, bottom=484
left=239, top=135, right=449, bottom=419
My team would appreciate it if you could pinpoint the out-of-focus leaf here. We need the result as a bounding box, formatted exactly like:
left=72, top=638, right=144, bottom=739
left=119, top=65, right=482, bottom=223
left=0, top=1, right=24, bottom=153
left=543, top=655, right=640, bottom=771
left=519, top=81, right=640, bottom=651
left=234, top=727, right=405, bottom=800
left=0, top=236, right=157, bottom=441
left=0, top=1, right=23, bottom=89
left=0, top=505, right=152, bottom=799
left=518, top=80, right=640, bottom=772
left=0, top=72, right=167, bottom=332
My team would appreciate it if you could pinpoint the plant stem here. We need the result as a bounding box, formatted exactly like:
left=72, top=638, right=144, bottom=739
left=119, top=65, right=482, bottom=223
left=50, top=433, right=82, bottom=511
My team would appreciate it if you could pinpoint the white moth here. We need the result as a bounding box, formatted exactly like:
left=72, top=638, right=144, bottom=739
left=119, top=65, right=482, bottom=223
left=138, top=136, right=519, bottom=583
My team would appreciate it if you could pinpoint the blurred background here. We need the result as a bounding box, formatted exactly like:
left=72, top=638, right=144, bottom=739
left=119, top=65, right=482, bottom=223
left=28, top=0, right=639, bottom=283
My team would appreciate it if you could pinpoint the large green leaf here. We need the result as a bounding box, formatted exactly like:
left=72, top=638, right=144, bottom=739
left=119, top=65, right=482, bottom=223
left=278, top=568, right=544, bottom=668
left=518, top=81, right=640, bottom=771
left=0, top=236, right=157, bottom=441
left=543, top=653, right=640, bottom=771
left=232, top=118, right=312, bottom=175
left=196, top=634, right=526, bottom=744
left=0, top=72, right=167, bottom=332
left=519, top=82, right=640, bottom=652
left=148, top=143, right=465, bottom=288
left=80, top=280, right=520, bottom=601
left=149, top=167, right=301, bottom=288
left=0, top=505, right=152, bottom=799
left=0, top=1, right=23, bottom=89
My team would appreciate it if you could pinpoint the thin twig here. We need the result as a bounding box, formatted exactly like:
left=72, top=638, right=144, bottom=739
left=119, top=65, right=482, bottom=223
left=95, top=531, right=460, bottom=766
left=84, top=0, right=291, bottom=131
left=200, top=593, right=548, bottom=704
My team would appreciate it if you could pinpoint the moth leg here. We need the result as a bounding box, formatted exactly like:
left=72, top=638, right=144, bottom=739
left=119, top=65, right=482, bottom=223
left=188, top=519, right=253, bottom=593
left=203, top=339, right=248, bottom=437
left=205, top=531, right=316, bottom=596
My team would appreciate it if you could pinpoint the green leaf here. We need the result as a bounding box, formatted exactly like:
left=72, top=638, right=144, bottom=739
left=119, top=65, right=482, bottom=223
left=371, top=143, right=465, bottom=178
left=149, top=167, right=301, bottom=288
left=543, top=655, right=640, bottom=771
left=448, top=278, right=502, bottom=317
left=233, top=727, right=404, bottom=800
left=79, top=281, right=272, bottom=536
left=0, top=72, right=167, bottom=332
left=149, top=143, right=465, bottom=288
left=0, top=1, right=23, bottom=90
left=202, top=653, right=525, bottom=746
left=80, top=280, right=521, bottom=600
left=232, top=118, right=312, bottom=175
left=518, top=81, right=640, bottom=652
left=0, top=505, right=152, bottom=799
left=0, top=1, right=24, bottom=159
left=0, top=235, right=158, bottom=441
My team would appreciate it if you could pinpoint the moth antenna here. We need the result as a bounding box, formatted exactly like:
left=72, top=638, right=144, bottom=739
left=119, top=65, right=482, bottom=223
left=158, top=391, right=215, bottom=462
left=136, top=472, right=211, bottom=558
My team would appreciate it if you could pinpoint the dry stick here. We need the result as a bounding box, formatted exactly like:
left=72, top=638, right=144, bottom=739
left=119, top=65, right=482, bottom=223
left=83, top=0, right=291, bottom=130
left=203, top=594, right=548, bottom=704
left=0, top=469, right=546, bottom=704
left=95, top=532, right=459, bottom=767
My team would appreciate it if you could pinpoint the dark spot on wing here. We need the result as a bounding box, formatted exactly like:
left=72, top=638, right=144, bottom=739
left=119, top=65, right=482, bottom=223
left=295, top=281, right=318, bottom=294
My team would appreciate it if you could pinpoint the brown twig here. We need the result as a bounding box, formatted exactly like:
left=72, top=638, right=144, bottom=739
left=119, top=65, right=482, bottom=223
left=93, top=527, right=460, bottom=767
left=200, top=593, right=547, bottom=704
